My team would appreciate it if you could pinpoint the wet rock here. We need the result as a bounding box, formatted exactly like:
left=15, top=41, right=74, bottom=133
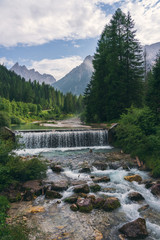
left=119, top=218, right=148, bottom=238
left=124, top=174, right=142, bottom=183
left=93, top=161, right=108, bottom=170
left=93, top=197, right=105, bottom=209
left=94, top=229, right=103, bottom=240
left=50, top=164, right=63, bottom=172
left=108, top=162, right=121, bottom=170
left=103, top=197, right=121, bottom=211
left=64, top=195, right=78, bottom=204
left=138, top=205, right=149, bottom=212
left=78, top=193, right=88, bottom=198
left=128, top=192, right=145, bottom=201
left=51, top=181, right=68, bottom=191
left=73, top=184, right=90, bottom=194
left=103, top=187, right=116, bottom=193
left=70, top=204, right=78, bottom=211
left=90, top=183, right=101, bottom=192
left=27, top=206, right=45, bottom=214
left=77, top=198, right=93, bottom=213
left=151, top=184, right=160, bottom=196
left=93, top=176, right=110, bottom=183
left=45, top=190, right=62, bottom=199
left=22, top=180, right=44, bottom=201
left=71, top=180, right=87, bottom=186
left=88, top=195, right=96, bottom=203
left=79, top=167, right=91, bottom=173
left=141, top=179, right=154, bottom=189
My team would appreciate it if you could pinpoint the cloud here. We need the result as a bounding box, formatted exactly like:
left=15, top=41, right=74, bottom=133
left=30, top=56, right=83, bottom=80
left=0, top=57, right=14, bottom=67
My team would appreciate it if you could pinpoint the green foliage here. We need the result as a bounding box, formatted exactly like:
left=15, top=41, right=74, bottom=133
left=0, top=196, right=10, bottom=225
left=84, top=9, right=143, bottom=122
left=10, top=116, right=21, bottom=124
left=115, top=106, right=160, bottom=177
left=0, top=111, right=11, bottom=128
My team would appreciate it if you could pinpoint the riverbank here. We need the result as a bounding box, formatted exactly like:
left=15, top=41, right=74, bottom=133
left=6, top=151, right=160, bottom=240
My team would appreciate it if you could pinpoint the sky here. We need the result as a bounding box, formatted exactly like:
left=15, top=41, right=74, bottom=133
left=0, top=0, right=160, bottom=80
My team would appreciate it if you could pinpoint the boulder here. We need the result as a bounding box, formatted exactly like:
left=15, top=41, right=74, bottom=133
left=128, top=192, right=144, bottom=201
left=141, top=179, right=155, bottom=189
left=73, top=184, right=90, bottom=194
left=77, top=198, right=93, bottom=213
left=71, top=180, right=87, bottom=186
left=124, top=174, right=142, bottom=183
left=27, top=206, right=45, bottom=214
left=119, top=218, right=148, bottom=238
left=90, top=184, right=101, bottom=192
left=93, top=176, right=110, bottom=183
left=51, top=181, right=68, bottom=191
left=138, top=205, right=149, bottom=212
left=79, top=167, right=91, bottom=173
left=45, top=190, right=62, bottom=199
left=103, top=197, right=121, bottom=211
left=64, top=195, right=78, bottom=204
left=50, top=164, right=63, bottom=172
left=93, top=161, right=108, bottom=170
left=93, top=197, right=105, bottom=209
left=70, top=204, right=78, bottom=212
left=151, top=184, right=160, bottom=196
left=22, top=180, right=44, bottom=201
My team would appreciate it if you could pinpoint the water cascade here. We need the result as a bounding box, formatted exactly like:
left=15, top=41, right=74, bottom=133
left=17, top=129, right=108, bottom=149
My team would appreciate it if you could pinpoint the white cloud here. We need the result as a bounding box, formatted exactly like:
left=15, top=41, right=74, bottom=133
left=30, top=56, right=83, bottom=80
left=0, top=57, right=14, bottom=67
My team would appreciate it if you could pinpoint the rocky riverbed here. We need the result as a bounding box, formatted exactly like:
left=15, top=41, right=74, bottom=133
left=6, top=151, right=160, bottom=240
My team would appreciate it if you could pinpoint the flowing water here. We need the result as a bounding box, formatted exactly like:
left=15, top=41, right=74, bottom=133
left=14, top=129, right=160, bottom=239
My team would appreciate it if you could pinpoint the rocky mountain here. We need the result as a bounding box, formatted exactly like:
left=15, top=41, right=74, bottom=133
left=52, top=55, right=94, bottom=95
left=10, top=62, right=56, bottom=85
left=145, top=42, right=160, bottom=70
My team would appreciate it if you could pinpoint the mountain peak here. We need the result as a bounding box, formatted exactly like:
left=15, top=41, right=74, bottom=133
left=83, top=55, right=93, bottom=63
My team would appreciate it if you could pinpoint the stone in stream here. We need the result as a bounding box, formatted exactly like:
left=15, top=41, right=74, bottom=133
left=93, top=176, right=110, bottom=183
left=73, top=184, right=90, bottom=194
left=89, top=183, right=101, bottom=192
left=70, top=203, right=78, bottom=212
left=93, top=197, right=105, bottom=209
left=79, top=167, right=91, bottom=173
left=93, top=161, right=108, bottom=170
left=76, top=198, right=93, bottom=213
left=102, top=197, right=121, bottom=211
left=22, top=180, right=45, bottom=201
left=45, top=190, right=63, bottom=199
left=128, top=192, right=145, bottom=201
left=151, top=184, right=160, bottom=196
left=124, top=174, right=142, bottom=183
left=64, top=195, right=78, bottom=204
left=119, top=218, right=148, bottom=238
left=50, top=164, right=63, bottom=172
left=51, top=181, right=68, bottom=192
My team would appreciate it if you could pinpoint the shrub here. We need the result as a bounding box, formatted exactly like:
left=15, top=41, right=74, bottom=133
left=0, top=111, right=11, bottom=128
left=10, top=116, right=21, bottom=124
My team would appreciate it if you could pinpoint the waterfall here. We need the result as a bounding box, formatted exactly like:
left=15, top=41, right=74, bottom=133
left=17, top=129, right=108, bottom=149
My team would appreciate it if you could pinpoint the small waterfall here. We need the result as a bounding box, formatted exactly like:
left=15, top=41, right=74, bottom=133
left=17, top=129, right=108, bottom=149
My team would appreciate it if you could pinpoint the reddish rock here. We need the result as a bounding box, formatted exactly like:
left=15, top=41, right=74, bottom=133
left=119, top=218, right=148, bottom=238
left=77, top=198, right=93, bottom=213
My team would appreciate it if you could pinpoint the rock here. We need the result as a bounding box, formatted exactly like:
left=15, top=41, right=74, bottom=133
left=103, top=197, right=121, bottom=211
left=73, top=184, right=90, bottom=194
left=57, top=200, right=61, bottom=204
left=79, top=167, right=91, bottom=173
left=93, top=161, right=108, bottom=170
left=94, top=229, right=103, bottom=240
left=88, top=195, right=96, bottom=203
left=71, top=180, right=87, bottom=186
left=151, top=184, right=160, bottom=196
left=141, top=179, right=155, bottom=189
left=45, top=190, right=62, bottom=199
left=77, top=198, right=93, bottom=213
left=27, top=206, right=45, bottom=213
left=93, top=176, right=110, bottom=183
left=78, top=193, right=88, bottom=198
left=119, top=218, right=148, bottom=238
left=90, top=184, right=101, bottom=192
left=124, top=174, right=142, bottom=183
left=108, top=162, right=121, bottom=170
left=138, top=205, right=149, bottom=212
left=93, top=197, right=105, bottom=209
left=51, top=181, right=68, bottom=191
left=128, top=192, right=144, bottom=201
left=70, top=204, right=78, bottom=211
left=64, top=195, right=78, bottom=204
left=22, top=180, right=44, bottom=201
left=50, top=164, right=63, bottom=172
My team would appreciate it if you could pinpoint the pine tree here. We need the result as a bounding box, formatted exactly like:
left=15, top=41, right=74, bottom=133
left=84, top=9, right=144, bottom=122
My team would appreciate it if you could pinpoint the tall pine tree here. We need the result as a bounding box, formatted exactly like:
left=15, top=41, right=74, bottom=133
left=84, top=9, right=144, bottom=122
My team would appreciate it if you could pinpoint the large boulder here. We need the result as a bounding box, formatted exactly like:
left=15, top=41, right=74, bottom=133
left=93, top=176, right=110, bottom=183
left=77, top=198, right=93, bottom=213
left=128, top=192, right=144, bottom=201
left=73, top=184, right=90, bottom=194
left=151, top=184, right=160, bottom=196
left=93, top=197, right=105, bottom=209
left=124, top=174, right=142, bottom=183
left=45, top=190, right=62, bottom=199
left=51, top=181, right=68, bottom=191
left=64, top=195, right=78, bottom=204
left=50, top=164, right=63, bottom=172
left=103, top=197, right=121, bottom=211
left=90, top=183, right=101, bottom=192
left=22, top=180, right=44, bottom=201
left=79, top=167, right=91, bottom=173
left=119, top=218, right=148, bottom=238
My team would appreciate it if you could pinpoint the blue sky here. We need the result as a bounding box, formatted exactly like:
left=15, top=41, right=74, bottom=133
left=0, top=0, right=160, bottom=80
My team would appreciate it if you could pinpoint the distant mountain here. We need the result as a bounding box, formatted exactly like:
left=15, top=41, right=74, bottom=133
left=10, top=62, right=56, bottom=85
left=145, top=42, right=160, bottom=70
left=52, top=55, right=94, bottom=95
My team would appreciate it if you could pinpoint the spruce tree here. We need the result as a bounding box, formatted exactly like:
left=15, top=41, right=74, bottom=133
left=84, top=9, right=144, bottom=122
